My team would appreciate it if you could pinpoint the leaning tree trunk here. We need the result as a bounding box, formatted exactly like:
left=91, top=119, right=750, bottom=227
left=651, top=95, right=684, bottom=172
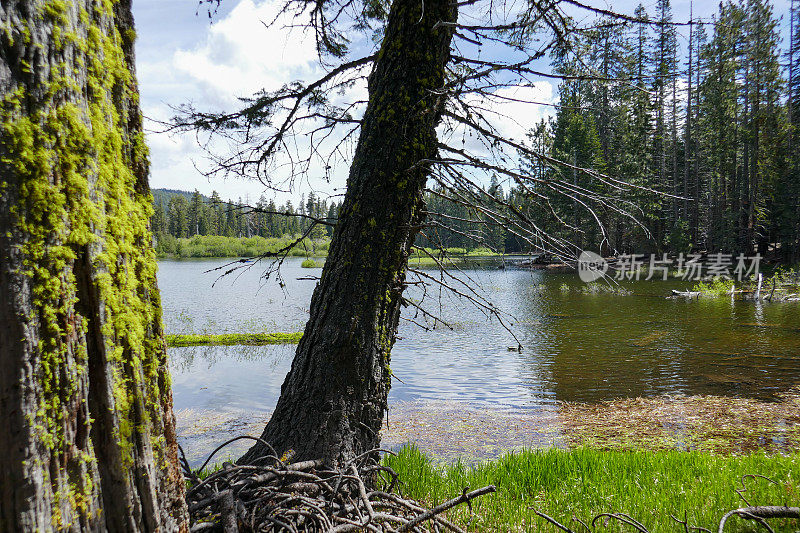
left=239, top=0, right=456, bottom=467
left=0, top=1, right=187, bottom=530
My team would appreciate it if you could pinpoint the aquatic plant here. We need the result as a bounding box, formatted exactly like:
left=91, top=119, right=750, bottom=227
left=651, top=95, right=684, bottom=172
left=580, top=282, right=632, bottom=295
left=165, top=332, right=302, bottom=347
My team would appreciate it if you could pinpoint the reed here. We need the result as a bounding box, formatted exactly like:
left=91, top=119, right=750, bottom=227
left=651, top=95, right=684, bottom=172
left=385, top=445, right=800, bottom=532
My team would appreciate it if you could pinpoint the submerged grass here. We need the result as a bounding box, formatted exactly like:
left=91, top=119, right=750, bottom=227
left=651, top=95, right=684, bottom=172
left=382, top=392, right=800, bottom=463
left=385, top=445, right=800, bottom=532
left=559, top=392, right=800, bottom=454
left=165, top=332, right=302, bottom=347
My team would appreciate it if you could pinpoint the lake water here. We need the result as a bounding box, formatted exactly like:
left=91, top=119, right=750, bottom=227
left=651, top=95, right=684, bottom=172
left=159, top=257, right=800, bottom=463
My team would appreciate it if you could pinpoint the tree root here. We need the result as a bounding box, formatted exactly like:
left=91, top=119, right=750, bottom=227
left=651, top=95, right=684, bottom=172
left=180, top=439, right=495, bottom=532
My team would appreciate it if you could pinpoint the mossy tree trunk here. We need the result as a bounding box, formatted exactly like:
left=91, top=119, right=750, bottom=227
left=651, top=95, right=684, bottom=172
left=0, top=1, right=187, bottom=530
left=239, top=0, right=456, bottom=467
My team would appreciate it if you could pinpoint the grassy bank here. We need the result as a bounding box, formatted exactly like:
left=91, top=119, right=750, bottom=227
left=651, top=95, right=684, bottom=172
left=385, top=445, right=800, bottom=532
left=184, top=392, right=799, bottom=530
left=155, top=234, right=330, bottom=259
left=165, top=332, right=302, bottom=347
left=155, top=236, right=510, bottom=261
left=408, top=247, right=503, bottom=267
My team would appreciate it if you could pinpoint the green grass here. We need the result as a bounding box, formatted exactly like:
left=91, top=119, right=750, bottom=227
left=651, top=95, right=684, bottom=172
left=410, top=246, right=502, bottom=258
left=407, top=253, right=501, bottom=267
left=384, top=445, right=800, bottom=532
left=301, top=258, right=321, bottom=268
left=691, top=267, right=800, bottom=298
left=155, top=237, right=507, bottom=261
left=155, top=234, right=330, bottom=258
left=165, top=332, right=302, bottom=347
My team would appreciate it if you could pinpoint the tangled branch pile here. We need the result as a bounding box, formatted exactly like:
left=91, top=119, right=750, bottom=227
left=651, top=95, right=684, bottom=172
left=182, top=437, right=495, bottom=532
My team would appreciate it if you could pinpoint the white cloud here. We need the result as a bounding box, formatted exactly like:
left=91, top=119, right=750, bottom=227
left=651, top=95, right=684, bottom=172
left=137, top=0, right=326, bottom=201
left=433, top=81, right=556, bottom=191
left=487, top=83, right=556, bottom=142
left=172, top=0, right=319, bottom=107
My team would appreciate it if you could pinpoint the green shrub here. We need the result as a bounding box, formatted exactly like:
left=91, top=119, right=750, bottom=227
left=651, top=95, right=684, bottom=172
left=466, top=247, right=499, bottom=256
left=445, top=247, right=467, bottom=255
left=692, top=277, right=735, bottom=296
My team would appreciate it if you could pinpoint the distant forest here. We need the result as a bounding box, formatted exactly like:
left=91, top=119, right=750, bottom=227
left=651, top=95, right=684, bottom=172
left=505, top=0, right=800, bottom=261
left=151, top=188, right=337, bottom=241
left=427, top=0, right=800, bottom=260
left=152, top=0, right=800, bottom=262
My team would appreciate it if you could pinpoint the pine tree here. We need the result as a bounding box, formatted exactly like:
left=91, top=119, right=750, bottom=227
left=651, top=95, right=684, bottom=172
left=168, top=195, right=189, bottom=238
left=741, top=0, right=783, bottom=253
left=698, top=3, right=743, bottom=252
left=790, top=0, right=800, bottom=260
left=652, top=0, right=678, bottom=247
left=189, top=189, right=203, bottom=236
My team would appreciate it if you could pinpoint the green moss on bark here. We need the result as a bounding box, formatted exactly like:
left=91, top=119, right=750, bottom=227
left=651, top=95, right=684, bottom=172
left=1, top=0, right=172, bottom=524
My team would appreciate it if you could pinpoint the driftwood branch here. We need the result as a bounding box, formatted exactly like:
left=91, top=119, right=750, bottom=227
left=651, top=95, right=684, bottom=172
left=718, top=507, right=800, bottom=533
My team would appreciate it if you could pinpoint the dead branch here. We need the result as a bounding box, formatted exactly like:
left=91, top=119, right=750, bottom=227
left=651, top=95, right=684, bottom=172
left=717, top=507, right=800, bottom=533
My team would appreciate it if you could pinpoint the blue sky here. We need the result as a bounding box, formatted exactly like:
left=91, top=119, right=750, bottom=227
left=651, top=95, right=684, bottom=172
left=132, top=0, right=794, bottom=203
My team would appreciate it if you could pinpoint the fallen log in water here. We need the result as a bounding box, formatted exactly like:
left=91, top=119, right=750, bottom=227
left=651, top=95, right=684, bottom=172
left=670, top=289, right=702, bottom=298
left=181, top=437, right=495, bottom=532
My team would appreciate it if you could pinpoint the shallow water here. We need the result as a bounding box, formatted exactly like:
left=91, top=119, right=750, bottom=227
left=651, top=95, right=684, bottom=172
left=159, top=257, right=800, bottom=463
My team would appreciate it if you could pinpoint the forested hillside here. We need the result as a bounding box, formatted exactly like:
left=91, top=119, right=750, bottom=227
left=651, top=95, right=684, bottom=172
left=426, top=0, right=800, bottom=260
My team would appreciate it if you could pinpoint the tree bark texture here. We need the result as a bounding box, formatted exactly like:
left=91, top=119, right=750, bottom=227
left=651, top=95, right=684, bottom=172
left=240, top=0, right=456, bottom=467
left=0, top=1, right=188, bottom=530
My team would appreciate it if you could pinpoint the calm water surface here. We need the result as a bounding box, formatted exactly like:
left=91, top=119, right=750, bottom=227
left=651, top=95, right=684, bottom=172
left=159, top=258, right=800, bottom=461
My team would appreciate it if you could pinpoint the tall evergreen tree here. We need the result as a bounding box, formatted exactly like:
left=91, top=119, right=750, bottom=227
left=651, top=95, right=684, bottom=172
left=652, top=0, right=678, bottom=246
left=189, top=189, right=203, bottom=236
